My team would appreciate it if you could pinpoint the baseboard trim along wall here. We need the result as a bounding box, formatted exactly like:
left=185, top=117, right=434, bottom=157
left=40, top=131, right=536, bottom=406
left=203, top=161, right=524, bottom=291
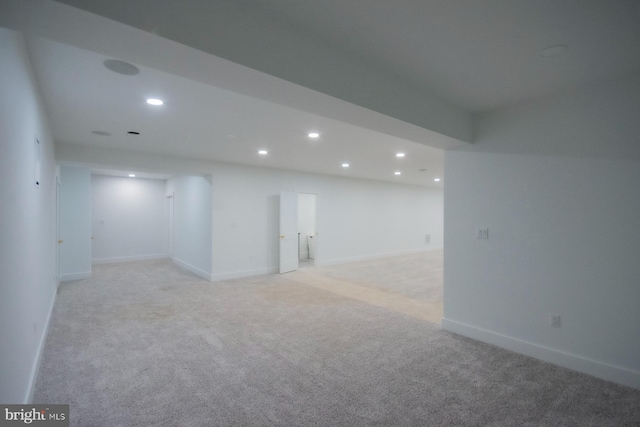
left=92, top=254, right=168, bottom=265
left=210, top=267, right=279, bottom=282
left=318, top=247, right=442, bottom=267
left=60, top=271, right=91, bottom=282
left=25, top=290, right=57, bottom=403
left=172, top=258, right=213, bottom=281
left=441, top=318, right=640, bottom=390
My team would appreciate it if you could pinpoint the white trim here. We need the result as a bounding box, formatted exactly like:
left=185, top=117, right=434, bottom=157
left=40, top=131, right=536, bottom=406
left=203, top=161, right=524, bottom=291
left=317, top=247, right=442, bottom=267
left=92, top=254, right=168, bottom=265
left=441, top=318, right=640, bottom=390
left=60, top=271, right=91, bottom=281
left=25, top=289, right=57, bottom=403
left=172, top=258, right=213, bottom=281
left=210, top=267, right=279, bottom=282
left=206, top=248, right=442, bottom=282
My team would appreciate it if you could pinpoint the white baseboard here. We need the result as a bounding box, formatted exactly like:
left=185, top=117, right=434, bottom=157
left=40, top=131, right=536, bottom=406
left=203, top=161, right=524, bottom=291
left=317, top=247, right=442, bottom=267
left=441, top=318, right=640, bottom=390
left=172, top=258, right=213, bottom=281
left=206, top=248, right=442, bottom=283
left=210, top=266, right=279, bottom=282
left=60, top=271, right=91, bottom=281
left=92, top=254, right=168, bottom=265
left=25, top=288, right=57, bottom=403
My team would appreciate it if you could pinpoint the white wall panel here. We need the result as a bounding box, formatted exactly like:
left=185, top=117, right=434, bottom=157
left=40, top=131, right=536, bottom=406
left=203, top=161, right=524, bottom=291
left=91, top=175, right=167, bottom=263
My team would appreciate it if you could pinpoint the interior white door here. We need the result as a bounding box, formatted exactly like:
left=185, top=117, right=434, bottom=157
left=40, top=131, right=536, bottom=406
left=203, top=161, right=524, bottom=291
left=279, top=191, right=299, bottom=274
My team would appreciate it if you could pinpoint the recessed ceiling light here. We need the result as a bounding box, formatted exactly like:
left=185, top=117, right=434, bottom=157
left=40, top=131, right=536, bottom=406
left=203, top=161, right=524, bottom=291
left=127, top=131, right=140, bottom=135
left=394, top=171, right=401, bottom=176
left=91, top=130, right=111, bottom=136
left=146, top=98, right=164, bottom=106
left=434, top=178, right=441, bottom=182
left=129, top=174, right=136, bottom=177
left=103, top=59, right=139, bottom=75
left=258, top=150, right=268, bottom=155
left=396, top=152, right=405, bottom=158
left=342, top=163, right=350, bottom=168
left=541, top=44, right=567, bottom=57
left=308, top=132, right=320, bottom=138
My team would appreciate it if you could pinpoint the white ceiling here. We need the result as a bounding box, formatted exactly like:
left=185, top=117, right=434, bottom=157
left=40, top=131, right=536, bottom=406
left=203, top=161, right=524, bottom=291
left=248, top=0, right=640, bottom=112
left=53, top=0, right=640, bottom=113
left=27, top=36, right=444, bottom=186
left=7, top=0, right=640, bottom=186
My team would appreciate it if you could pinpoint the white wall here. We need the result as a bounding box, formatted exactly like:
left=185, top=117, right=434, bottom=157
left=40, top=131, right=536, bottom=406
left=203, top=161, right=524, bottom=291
left=298, top=193, right=316, bottom=259
left=0, top=28, right=57, bottom=403
left=54, top=144, right=444, bottom=281
left=59, top=166, right=92, bottom=281
left=210, top=163, right=443, bottom=280
left=443, top=74, right=640, bottom=389
left=91, top=175, right=167, bottom=263
left=166, top=175, right=213, bottom=279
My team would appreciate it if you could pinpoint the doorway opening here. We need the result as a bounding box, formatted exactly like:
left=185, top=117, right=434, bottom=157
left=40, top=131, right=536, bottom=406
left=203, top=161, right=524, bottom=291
left=297, top=193, right=317, bottom=267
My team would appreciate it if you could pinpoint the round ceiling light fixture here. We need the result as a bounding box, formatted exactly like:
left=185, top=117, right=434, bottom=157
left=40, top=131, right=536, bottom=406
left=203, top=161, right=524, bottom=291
left=541, top=44, right=568, bottom=57
left=146, top=98, right=164, bottom=106
left=396, top=152, right=406, bottom=158
left=394, top=171, right=402, bottom=176
left=128, top=174, right=136, bottom=178
left=258, top=150, right=268, bottom=155
left=341, top=163, right=350, bottom=168
left=103, top=59, right=140, bottom=75
left=434, top=178, right=441, bottom=182
left=308, top=132, right=320, bottom=138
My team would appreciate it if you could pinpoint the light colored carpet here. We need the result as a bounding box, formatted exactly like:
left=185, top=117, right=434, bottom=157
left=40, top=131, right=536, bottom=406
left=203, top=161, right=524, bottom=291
left=295, top=251, right=443, bottom=323
left=33, top=255, right=640, bottom=426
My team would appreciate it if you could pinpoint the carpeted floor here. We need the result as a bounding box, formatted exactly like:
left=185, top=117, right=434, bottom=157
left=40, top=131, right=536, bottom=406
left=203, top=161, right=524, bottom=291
left=34, top=253, right=640, bottom=426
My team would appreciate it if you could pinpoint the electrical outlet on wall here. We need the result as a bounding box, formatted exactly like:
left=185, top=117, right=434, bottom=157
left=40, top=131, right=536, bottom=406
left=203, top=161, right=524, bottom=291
left=476, top=228, right=489, bottom=239
left=550, top=314, right=561, bottom=328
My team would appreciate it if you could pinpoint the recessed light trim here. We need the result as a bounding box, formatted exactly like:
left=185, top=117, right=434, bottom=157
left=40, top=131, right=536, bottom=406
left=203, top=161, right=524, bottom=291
left=103, top=59, right=140, bottom=75
left=394, top=171, right=401, bottom=176
left=146, top=98, right=164, bottom=106
left=341, top=163, right=350, bottom=168
left=308, top=132, right=320, bottom=138
left=434, top=178, right=441, bottom=182
left=258, top=150, right=268, bottom=155
left=396, top=152, right=405, bottom=158
left=129, top=174, right=136, bottom=177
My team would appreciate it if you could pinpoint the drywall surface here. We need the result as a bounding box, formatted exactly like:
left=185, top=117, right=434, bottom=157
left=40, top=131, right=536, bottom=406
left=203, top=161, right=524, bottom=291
left=91, top=175, right=167, bottom=263
left=0, top=28, right=57, bottom=403
left=59, top=166, right=92, bottom=280
left=443, top=75, right=640, bottom=389
left=210, top=163, right=442, bottom=280
left=53, top=143, right=443, bottom=280
left=166, top=175, right=212, bottom=279
left=44, top=0, right=472, bottom=144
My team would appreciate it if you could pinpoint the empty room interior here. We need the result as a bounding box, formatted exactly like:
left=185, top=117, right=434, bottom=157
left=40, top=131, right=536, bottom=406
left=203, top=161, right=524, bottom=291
left=1, top=0, right=640, bottom=425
